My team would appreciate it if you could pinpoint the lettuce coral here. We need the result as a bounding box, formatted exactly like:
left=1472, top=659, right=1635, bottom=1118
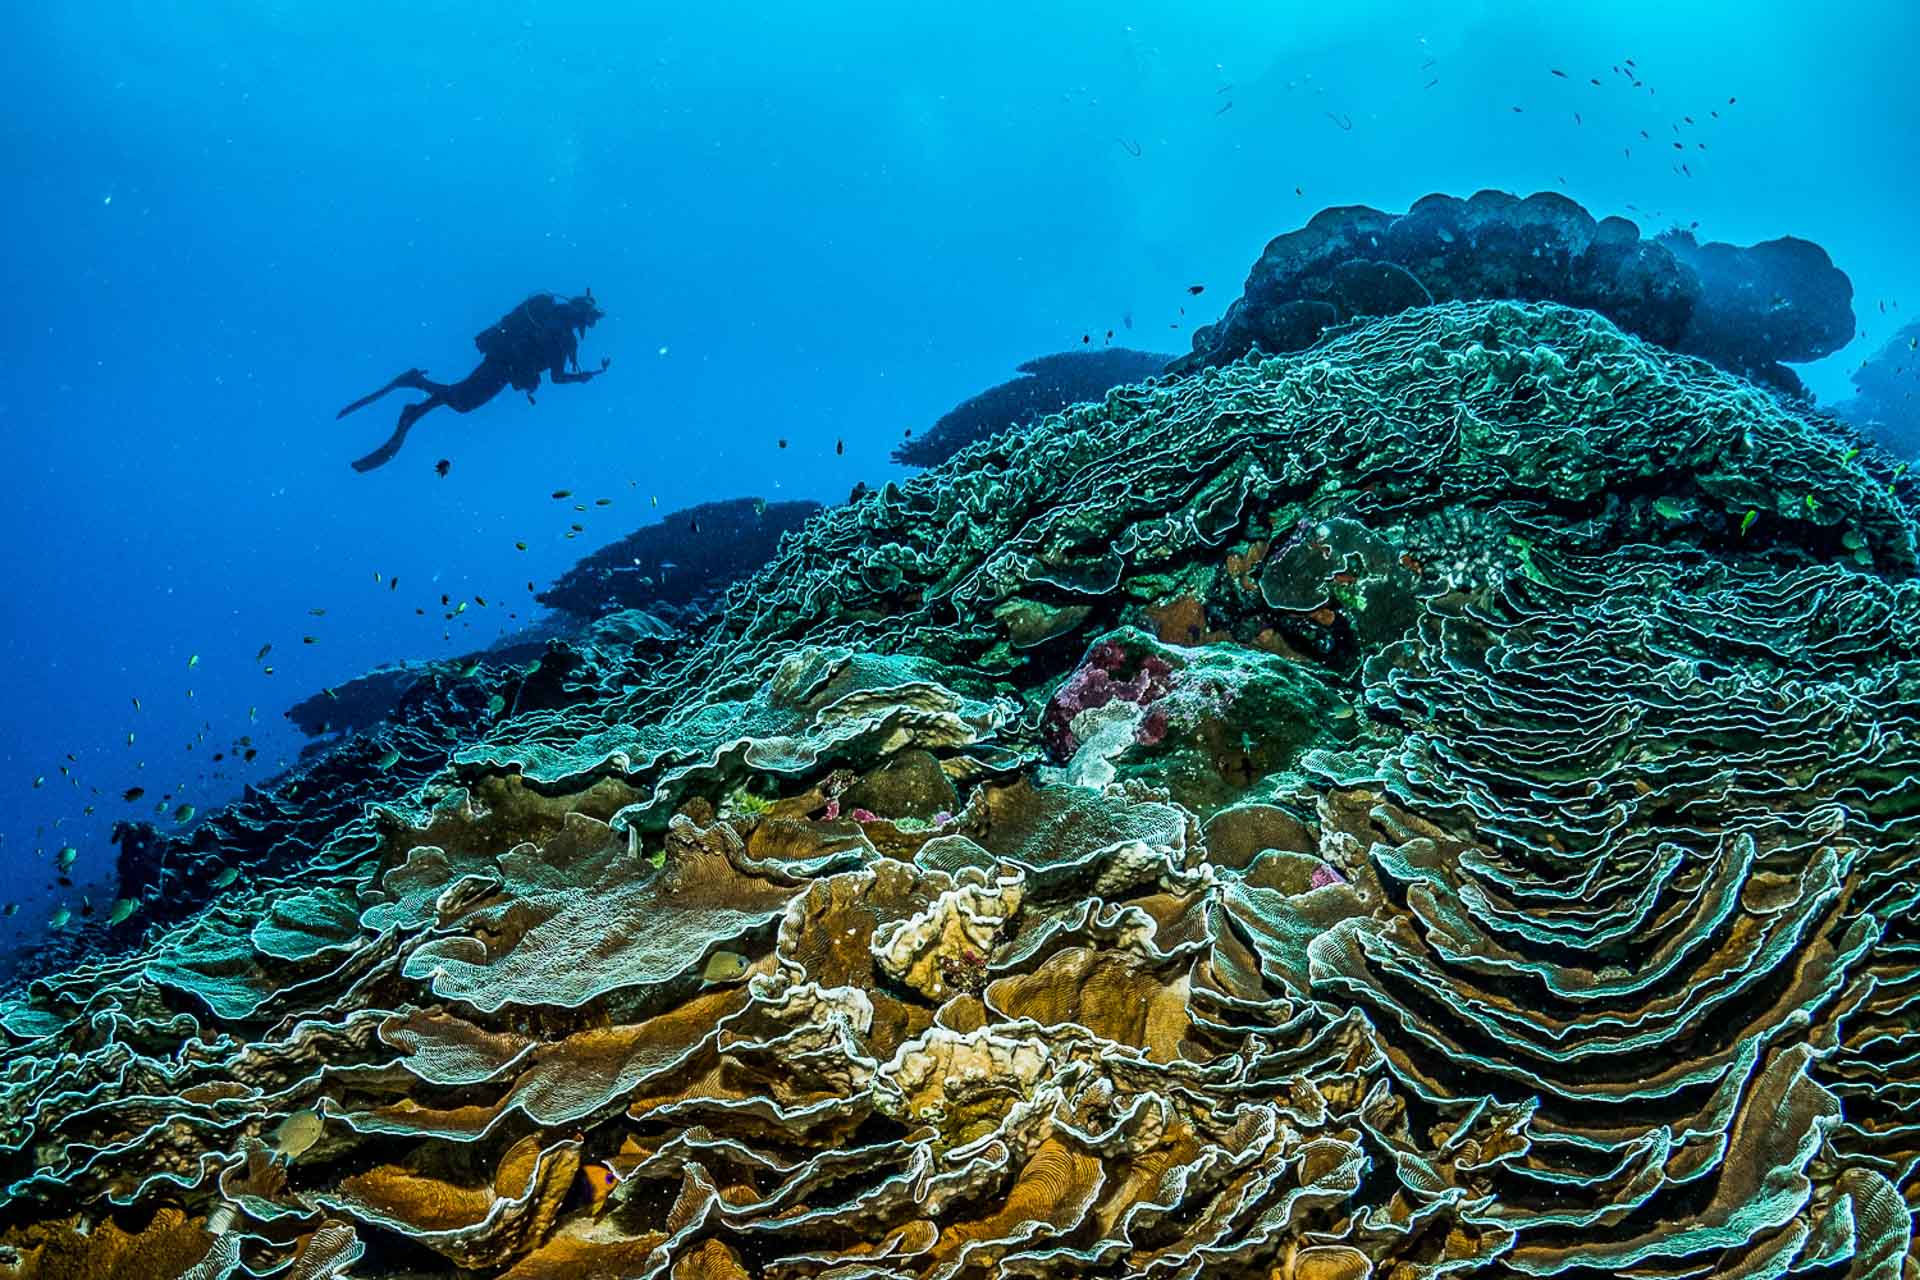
left=1, top=300, right=1916, bottom=1277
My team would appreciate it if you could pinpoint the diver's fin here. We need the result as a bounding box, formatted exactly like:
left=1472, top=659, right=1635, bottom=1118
left=349, top=409, right=422, bottom=473
left=336, top=368, right=429, bottom=419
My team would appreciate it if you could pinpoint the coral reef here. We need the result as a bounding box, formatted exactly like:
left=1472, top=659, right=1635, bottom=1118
left=1832, top=317, right=1920, bottom=459
left=6, top=611, right=683, bottom=989
left=536, top=497, right=822, bottom=622
left=1172, top=190, right=1855, bottom=397
left=2, top=301, right=1917, bottom=1277
left=895, top=349, right=1176, bottom=467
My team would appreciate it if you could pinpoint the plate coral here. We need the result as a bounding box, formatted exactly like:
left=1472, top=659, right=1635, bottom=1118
left=2, top=301, right=1916, bottom=1277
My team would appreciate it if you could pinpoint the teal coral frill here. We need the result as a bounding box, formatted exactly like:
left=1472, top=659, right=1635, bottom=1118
left=2, top=302, right=1916, bottom=1277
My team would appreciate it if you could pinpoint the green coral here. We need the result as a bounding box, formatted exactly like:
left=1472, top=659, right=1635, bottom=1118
left=721, top=784, right=774, bottom=819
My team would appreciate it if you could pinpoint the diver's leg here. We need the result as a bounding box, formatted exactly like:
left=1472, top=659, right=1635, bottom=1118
left=440, top=362, right=513, bottom=413
left=350, top=397, right=438, bottom=472
left=336, top=368, right=437, bottom=418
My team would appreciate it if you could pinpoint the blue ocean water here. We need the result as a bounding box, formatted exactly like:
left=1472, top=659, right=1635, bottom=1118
left=1, top=0, right=1916, bottom=965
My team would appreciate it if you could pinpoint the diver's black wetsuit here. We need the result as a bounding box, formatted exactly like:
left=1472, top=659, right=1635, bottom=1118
left=339, top=292, right=609, bottom=473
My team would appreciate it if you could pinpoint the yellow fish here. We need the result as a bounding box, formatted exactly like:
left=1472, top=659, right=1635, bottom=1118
left=702, top=950, right=752, bottom=984
left=271, top=1109, right=324, bottom=1163
left=581, top=1162, right=622, bottom=1212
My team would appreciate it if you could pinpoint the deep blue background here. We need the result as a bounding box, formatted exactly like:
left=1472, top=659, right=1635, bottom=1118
left=3, top=0, right=1916, bottom=955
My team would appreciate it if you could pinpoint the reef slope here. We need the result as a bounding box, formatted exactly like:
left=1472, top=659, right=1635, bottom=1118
left=2, top=302, right=1916, bottom=1278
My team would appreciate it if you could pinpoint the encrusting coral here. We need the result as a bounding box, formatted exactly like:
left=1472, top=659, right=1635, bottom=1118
left=2, top=300, right=1917, bottom=1277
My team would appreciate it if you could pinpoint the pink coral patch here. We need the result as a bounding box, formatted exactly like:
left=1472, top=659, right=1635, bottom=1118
left=1308, top=863, right=1345, bottom=889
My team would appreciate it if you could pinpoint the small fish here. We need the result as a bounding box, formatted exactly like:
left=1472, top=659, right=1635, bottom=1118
left=49, top=907, right=71, bottom=930
left=571, top=523, right=585, bottom=532
left=57, top=846, right=78, bottom=871
left=255, top=644, right=271, bottom=662
left=474, top=595, right=487, bottom=607
left=123, top=787, right=146, bottom=802
left=690, top=517, right=701, bottom=534
left=390, top=577, right=399, bottom=591
left=187, top=654, right=199, bottom=669
left=1423, top=78, right=1438, bottom=89
left=375, top=749, right=402, bottom=770
left=454, top=601, right=467, bottom=615
left=1550, top=68, right=1567, bottom=78
left=1739, top=509, right=1758, bottom=535
left=263, top=666, right=274, bottom=675
left=703, top=950, right=752, bottom=983
left=1842, top=447, right=1860, bottom=463
left=752, top=498, right=768, bottom=517
left=515, top=540, right=527, bottom=551
left=271, top=1109, right=325, bottom=1163
left=174, top=803, right=195, bottom=823
left=303, top=636, right=318, bottom=645
left=552, top=489, right=572, bottom=499
left=2, top=903, right=15, bottom=917
left=435, top=458, right=451, bottom=477
left=1803, top=494, right=1819, bottom=512
left=836, top=438, right=845, bottom=456
left=108, top=898, right=137, bottom=926
left=308, top=608, right=326, bottom=617
left=1186, top=284, right=1205, bottom=295
left=777, top=438, right=788, bottom=449
left=595, top=497, right=612, bottom=506
left=249, top=706, right=257, bottom=722
left=127, top=731, right=135, bottom=746
left=581, top=1162, right=622, bottom=1212
left=1589, top=77, right=1601, bottom=86
left=132, top=696, right=142, bottom=711
left=459, top=659, right=481, bottom=678
left=651, top=495, right=659, bottom=506
left=211, top=866, right=239, bottom=889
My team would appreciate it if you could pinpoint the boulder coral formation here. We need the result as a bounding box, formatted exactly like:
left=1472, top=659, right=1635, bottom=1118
left=895, top=349, right=1176, bottom=468
left=536, top=496, right=822, bottom=622
left=1171, top=189, right=1855, bottom=398
left=1833, top=317, right=1920, bottom=459
left=2, top=300, right=1917, bottom=1277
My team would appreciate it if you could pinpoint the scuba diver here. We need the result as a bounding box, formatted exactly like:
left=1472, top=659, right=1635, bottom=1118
left=338, top=290, right=610, bottom=472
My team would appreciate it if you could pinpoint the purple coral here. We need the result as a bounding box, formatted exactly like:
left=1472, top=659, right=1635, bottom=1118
left=1044, top=639, right=1178, bottom=758
left=1309, top=862, right=1346, bottom=889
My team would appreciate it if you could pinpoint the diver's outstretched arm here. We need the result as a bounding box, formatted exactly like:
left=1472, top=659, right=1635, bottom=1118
left=549, top=355, right=611, bottom=385
left=336, top=368, right=435, bottom=419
